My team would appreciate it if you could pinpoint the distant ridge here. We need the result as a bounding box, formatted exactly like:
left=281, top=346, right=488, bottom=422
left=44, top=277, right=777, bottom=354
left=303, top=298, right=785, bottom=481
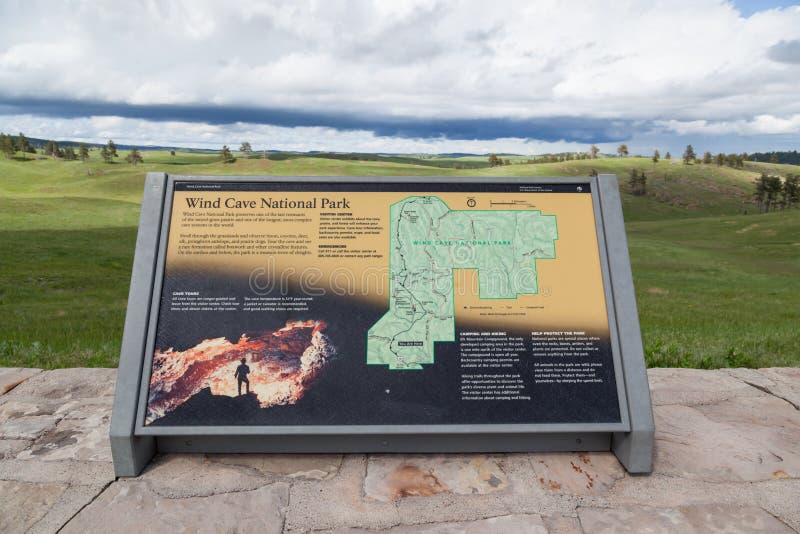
left=7, top=136, right=529, bottom=158
left=15, top=136, right=185, bottom=151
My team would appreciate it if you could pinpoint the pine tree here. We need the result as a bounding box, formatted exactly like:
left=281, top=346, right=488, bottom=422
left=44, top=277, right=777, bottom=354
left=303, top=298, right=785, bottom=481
left=628, top=169, right=647, bottom=195
left=755, top=173, right=784, bottom=212
left=683, top=145, right=696, bottom=164
left=17, top=133, right=32, bottom=160
left=770, top=152, right=779, bottom=164
left=754, top=173, right=768, bottom=212
left=590, top=145, right=599, bottom=159
left=628, top=168, right=638, bottom=191
left=487, top=153, right=501, bottom=167
left=44, top=140, right=60, bottom=159
left=765, top=175, right=783, bottom=210
left=0, top=133, right=16, bottom=159
left=100, top=145, right=111, bottom=163
left=783, top=175, right=800, bottom=208
left=702, top=151, right=712, bottom=164
left=63, top=147, right=77, bottom=160
left=239, top=142, right=252, bottom=157
left=665, top=151, right=671, bottom=160
left=79, top=144, right=90, bottom=162
left=107, top=140, right=118, bottom=160
left=715, top=153, right=724, bottom=166
left=220, top=145, right=235, bottom=163
left=617, top=144, right=628, bottom=158
left=125, top=148, right=143, bottom=165
left=652, top=150, right=660, bottom=164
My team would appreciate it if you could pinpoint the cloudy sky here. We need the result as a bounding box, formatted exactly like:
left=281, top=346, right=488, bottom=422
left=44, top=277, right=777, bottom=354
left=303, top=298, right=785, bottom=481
left=1, top=0, right=799, bottom=155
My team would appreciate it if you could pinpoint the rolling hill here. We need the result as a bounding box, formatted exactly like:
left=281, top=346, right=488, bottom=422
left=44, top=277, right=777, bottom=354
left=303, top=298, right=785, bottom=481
left=0, top=151, right=797, bottom=369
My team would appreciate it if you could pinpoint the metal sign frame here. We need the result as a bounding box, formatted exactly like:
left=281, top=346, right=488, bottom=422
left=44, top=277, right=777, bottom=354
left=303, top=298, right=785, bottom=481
left=110, top=173, right=654, bottom=476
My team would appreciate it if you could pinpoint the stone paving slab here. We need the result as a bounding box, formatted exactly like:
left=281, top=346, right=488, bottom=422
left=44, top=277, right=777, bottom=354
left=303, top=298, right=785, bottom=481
left=0, top=396, right=64, bottom=419
left=578, top=503, right=794, bottom=533
left=0, top=457, right=115, bottom=486
left=0, top=367, right=41, bottom=395
left=17, top=411, right=112, bottom=462
left=7, top=368, right=116, bottom=400
left=726, top=367, right=800, bottom=411
left=653, top=394, right=800, bottom=482
left=364, top=454, right=508, bottom=502
left=208, top=453, right=342, bottom=480
left=0, top=366, right=798, bottom=533
left=0, top=439, right=31, bottom=458
left=27, top=484, right=111, bottom=534
left=60, top=481, right=289, bottom=534
left=320, top=514, right=549, bottom=533
left=530, top=452, right=625, bottom=496
left=0, top=479, right=64, bottom=534
left=648, top=367, right=761, bottom=406
left=0, top=415, right=61, bottom=440
left=0, top=479, right=108, bottom=534
left=138, top=454, right=276, bottom=498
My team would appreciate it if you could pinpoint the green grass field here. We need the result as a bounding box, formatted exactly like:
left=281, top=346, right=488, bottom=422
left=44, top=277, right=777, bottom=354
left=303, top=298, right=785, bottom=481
left=1, top=151, right=798, bottom=369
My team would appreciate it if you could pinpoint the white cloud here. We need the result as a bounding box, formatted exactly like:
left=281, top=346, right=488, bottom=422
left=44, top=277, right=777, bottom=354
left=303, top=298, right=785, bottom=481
left=658, top=114, right=800, bottom=135
left=0, top=0, right=799, bottom=121
left=0, top=114, right=595, bottom=154
left=1, top=0, right=799, bottom=153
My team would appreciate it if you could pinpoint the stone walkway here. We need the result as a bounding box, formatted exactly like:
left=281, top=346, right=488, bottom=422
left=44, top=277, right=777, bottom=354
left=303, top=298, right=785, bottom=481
left=0, top=367, right=798, bottom=533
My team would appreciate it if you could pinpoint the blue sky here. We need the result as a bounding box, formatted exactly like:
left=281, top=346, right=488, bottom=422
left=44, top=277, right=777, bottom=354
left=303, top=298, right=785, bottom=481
left=1, top=0, right=799, bottom=155
left=734, top=0, right=798, bottom=16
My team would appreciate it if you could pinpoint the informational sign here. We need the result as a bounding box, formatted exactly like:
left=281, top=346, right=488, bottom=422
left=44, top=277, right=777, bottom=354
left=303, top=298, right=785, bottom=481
left=111, top=175, right=654, bottom=477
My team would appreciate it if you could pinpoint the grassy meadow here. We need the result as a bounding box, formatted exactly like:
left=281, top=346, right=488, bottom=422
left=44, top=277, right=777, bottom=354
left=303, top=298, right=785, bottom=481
left=0, top=150, right=798, bottom=369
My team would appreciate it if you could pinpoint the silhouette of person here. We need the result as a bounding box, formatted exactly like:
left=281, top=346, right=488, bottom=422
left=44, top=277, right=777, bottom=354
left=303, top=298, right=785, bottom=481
left=234, top=357, right=250, bottom=396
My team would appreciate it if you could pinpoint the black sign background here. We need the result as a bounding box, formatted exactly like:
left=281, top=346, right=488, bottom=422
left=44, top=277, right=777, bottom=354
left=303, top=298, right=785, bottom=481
left=147, top=182, right=622, bottom=427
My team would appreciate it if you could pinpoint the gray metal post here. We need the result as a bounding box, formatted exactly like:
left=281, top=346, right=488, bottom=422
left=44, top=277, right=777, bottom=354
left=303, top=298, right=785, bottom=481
left=598, top=174, right=655, bottom=473
left=109, top=172, right=166, bottom=476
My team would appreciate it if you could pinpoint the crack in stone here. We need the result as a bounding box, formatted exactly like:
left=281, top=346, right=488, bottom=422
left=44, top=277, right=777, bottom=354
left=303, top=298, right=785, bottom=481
left=759, top=505, right=800, bottom=533
left=54, top=480, right=113, bottom=534
left=0, top=370, right=42, bottom=396
left=146, top=478, right=282, bottom=499
left=201, top=454, right=285, bottom=481
left=742, top=381, right=800, bottom=411
left=320, top=512, right=534, bottom=533
left=652, top=398, right=735, bottom=407
left=575, top=506, right=592, bottom=534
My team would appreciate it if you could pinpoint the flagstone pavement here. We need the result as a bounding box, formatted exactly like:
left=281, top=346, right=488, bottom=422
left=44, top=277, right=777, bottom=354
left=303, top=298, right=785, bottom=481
left=0, top=366, right=798, bottom=533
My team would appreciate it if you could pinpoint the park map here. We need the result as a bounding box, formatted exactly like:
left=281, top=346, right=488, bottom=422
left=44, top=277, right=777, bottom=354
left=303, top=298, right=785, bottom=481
left=367, top=196, right=558, bottom=369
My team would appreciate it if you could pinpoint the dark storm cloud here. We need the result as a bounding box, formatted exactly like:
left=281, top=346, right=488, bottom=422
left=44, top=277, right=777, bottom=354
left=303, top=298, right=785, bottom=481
left=0, top=97, right=639, bottom=143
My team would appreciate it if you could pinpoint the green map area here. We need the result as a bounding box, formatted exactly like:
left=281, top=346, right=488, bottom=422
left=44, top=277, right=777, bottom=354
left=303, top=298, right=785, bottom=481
left=367, top=196, right=558, bottom=369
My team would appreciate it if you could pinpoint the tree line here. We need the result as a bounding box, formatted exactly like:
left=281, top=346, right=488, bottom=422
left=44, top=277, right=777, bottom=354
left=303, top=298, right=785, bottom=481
left=0, top=132, right=36, bottom=159
left=488, top=152, right=596, bottom=166
left=748, top=151, right=800, bottom=165
left=483, top=144, right=751, bottom=167
left=753, top=173, right=800, bottom=212
left=0, top=133, right=143, bottom=165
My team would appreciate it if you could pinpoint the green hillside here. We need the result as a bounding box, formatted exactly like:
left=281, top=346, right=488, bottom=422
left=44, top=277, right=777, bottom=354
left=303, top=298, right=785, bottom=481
left=1, top=151, right=798, bottom=369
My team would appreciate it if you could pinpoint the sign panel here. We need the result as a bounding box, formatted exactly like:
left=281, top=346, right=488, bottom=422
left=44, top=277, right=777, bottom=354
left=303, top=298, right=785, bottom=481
left=137, top=181, right=627, bottom=429
left=111, top=174, right=654, bottom=478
